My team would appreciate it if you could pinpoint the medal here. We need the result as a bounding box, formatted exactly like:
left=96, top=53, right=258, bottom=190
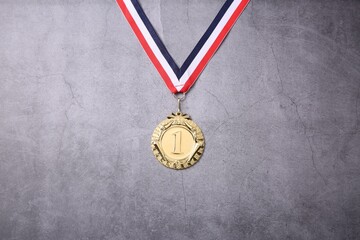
left=116, top=0, right=250, bottom=169
left=151, top=97, right=205, bottom=169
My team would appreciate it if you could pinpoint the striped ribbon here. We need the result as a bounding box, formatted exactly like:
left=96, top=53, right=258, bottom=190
left=116, top=0, right=250, bottom=93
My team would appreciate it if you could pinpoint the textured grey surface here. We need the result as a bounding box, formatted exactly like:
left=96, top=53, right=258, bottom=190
left=0, top=0, right=360, bottom=239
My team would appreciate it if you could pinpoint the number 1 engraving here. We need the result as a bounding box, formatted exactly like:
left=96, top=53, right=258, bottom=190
left=172, top=131, right=182, bottom=154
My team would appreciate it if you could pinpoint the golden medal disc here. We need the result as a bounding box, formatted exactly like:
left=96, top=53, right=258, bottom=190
left=151, top=108, right=205, bottom=170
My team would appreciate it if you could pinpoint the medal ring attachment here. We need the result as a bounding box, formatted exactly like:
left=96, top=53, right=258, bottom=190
left=172, top=92, right=186, bottom=101
left=173, top=93, right=186, bottom=113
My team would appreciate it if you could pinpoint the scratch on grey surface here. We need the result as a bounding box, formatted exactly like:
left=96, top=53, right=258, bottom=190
left=241, top=158, right=267, bottom=187
left=3, top=66, right=65, bottom=82
left=296, top=4, right=300, bottom=39
left=289, top=97, right=327, bottom=185
left=251, top=1, right=283, bottom=94
left=207, top=119, right=228, bottom=143
left=181, top=172, right=187, bottom=215
left=58, top=104, right=73, bottom=163
left=239, top=158, right=268, bottom=202
left=29, top=147, right=38, bottom=177
left=63, top=76, right=84, bottom=109
left=338, top=83, right=360, bottom=163
left=86, top=123, right=111, bottom=137
left=205, top=89, right=230, bottom=117
left=56, top=120, right=67, bottom=162
left=356, top=83, right=360, bottom=128
left=101, top=5, right=112, bottom=50
left=56, top=74, right=82, bottom=162
left=88, top=4, right=112, bottom=52
left=269, top=44, right=284, bottom=94
left=158, top=0, right=165, bottom=40
left=186, top=0, right=190, bottom=24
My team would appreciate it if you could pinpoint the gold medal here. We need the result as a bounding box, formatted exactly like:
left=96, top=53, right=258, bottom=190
left=151, top=98, right=205, bottom=169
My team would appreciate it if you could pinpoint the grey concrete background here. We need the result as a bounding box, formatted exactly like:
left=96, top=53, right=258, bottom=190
left=0, top=0, right=359, bottom=239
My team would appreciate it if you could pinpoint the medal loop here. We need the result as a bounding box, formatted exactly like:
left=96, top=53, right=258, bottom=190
left=173, top=93, right=186, bottom=113
left=177, top=98, right=181, bottom=113
left=173, top=92, right=186, bottom=101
